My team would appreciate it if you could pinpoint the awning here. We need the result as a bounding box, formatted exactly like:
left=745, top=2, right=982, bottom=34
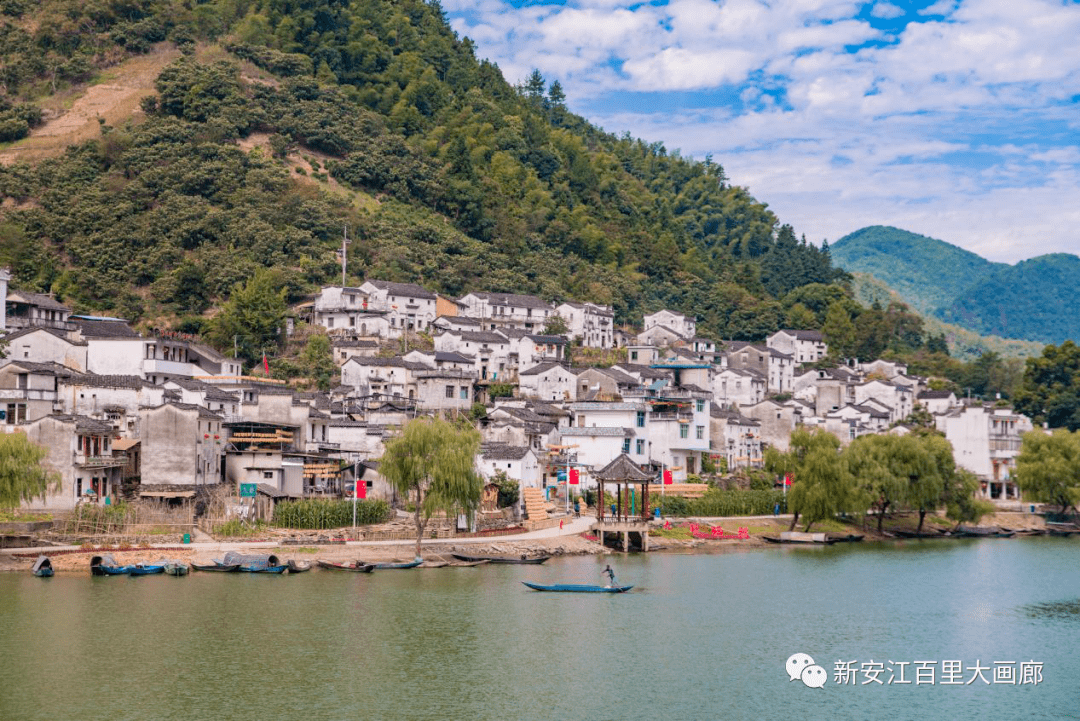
left=113, top=438, right=140, bottom=451
left=139, top=490, right=195, bottom=498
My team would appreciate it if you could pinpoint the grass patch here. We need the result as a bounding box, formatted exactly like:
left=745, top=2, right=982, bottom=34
left=276, top=546, right=319, bottom=554
left=0, top=510, right=53, bottom=522
left=214, top=519, right=268, bottom=538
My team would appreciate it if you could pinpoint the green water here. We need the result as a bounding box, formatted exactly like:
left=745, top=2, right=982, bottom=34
left=1, top=538, right=1077, bottom=721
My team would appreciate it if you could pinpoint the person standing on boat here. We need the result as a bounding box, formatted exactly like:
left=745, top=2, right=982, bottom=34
left=602, top=565, right=617, bottom=587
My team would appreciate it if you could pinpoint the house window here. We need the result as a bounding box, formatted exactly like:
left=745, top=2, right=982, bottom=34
left=16, top=373, right=27, bottom=390
left=460, top=387, right=468, bottom=400
left=696, top=399, right=704, bottom=413
left=5, top=403, right=26, bottom=424
left=327, top=317, right=334, bottom=328
left=636, top=411, right=645, bottom=428
left=696, top=425, right=705, bottom=440
left=636, top=439, right=645, bottom=454
left=263, top=471, right=274, bottom=479
left=679, top=424, right=689, bottom=439
left=445, top=385, right=454, bottom=398
left=622, top=438, right=631, bottom=454
left=630, top=351, right=638, bottom=361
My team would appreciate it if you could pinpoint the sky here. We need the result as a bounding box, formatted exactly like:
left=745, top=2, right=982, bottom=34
left=444, top=0, right=1080, bottom=263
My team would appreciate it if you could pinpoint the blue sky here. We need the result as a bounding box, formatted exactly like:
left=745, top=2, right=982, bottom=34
left=444, top=0, right=1080, bottom=263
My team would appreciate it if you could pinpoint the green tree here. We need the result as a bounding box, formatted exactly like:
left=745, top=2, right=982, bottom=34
left=846, top=434, right=907, bottom=533
left=1015, top=429, right=1080, bottom=513
left=379, top=417, right=482, bottom=558
left=490, top=470, right=519, bottom=508
left=205, top=268, right=287, bottom=366
left=944, top=468, right=994, bottom=527
left=1014, top=341, right=1080, bottom=430
left=543, top=313, right=570, bottom=336
left=298, top=333, right=337, bottom=391
left=905, top=432, right=957, bottom=533
left=766, top=428, right=858, bottom=531
left=822, top=301, right=856, bottom=359
left=0, top=432, right=61, bottom=510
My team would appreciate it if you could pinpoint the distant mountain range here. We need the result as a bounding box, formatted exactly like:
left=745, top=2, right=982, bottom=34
left=831, top=226, right=1080, bottom=345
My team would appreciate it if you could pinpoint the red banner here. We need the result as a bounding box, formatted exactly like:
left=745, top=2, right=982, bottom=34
left=569, top=469, right=580, bottom=485
left=356, top=482, right=366, bottom=499
left=663, top=470, right=673, bottom=485
left=263, top=354, right=270, bottom=376
left=784, top=475, right=792, bottom=486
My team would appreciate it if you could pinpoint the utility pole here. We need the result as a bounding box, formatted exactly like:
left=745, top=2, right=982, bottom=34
left=341, top=225, right=350, bottom=287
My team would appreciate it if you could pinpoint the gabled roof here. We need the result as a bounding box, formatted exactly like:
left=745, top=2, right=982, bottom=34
left=70, top=316, right=141, bottom=339
left=147, top=401, right=223, bottom=420
left=775, top=329, right=824, bottom=341
left=480, top=444, right=533, bottom=460
left=0, top=326, right=86, bottom=345
left=343, top=356, right=430, bottom=371
left=0, top=360, right=79, bottom=376
left=919, top=390, right=955, bottom=399
left=645, top=309, right=689, bottom=320
left=363, top=279, right=436, bottom=299
left=568, top=402, right=646, bottom=411
left=65, top=373, right=151, bottom=390
left=45, top=414, right=116, bottom=433
left=457, top=331, right=511, bottom=344
left=726, top=341, right=767, bottom=354
left=524, top=334, right=567, bottom=345
left=461, top=291, right=552, bottom=309
left=520, top=361, right=571, bottom=376
left=594, top=453, right=654, bottom=481
left=165, top=378, right=239, bottom=402
left=613, top=363, right=671, bottom=380
left=5, top=290, right=71, bottom=312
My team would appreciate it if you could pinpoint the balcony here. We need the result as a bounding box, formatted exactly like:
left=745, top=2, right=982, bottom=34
left=5, top=316, right=77, bottom=332
left=75, top=452, right=128, bottom=468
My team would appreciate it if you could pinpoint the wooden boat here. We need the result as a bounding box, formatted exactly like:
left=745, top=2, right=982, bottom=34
left=894, top=530, right=946, bottom=539
left=316, top=560, right=375, bottom=573
left=128, top=564, right=165, bottom=575
left=421, top=561, right=449, bottom=568
left=240, top=563, right=288, bottom=573
left=162, top=561, right=189, bottom=576
left=192, top=562, right=240, bottom=572
left=826, top=534, right=864, bottom=543
left=762, top=532, right=835, bottom=545
left=90, top=555, right=131, bottom=576
left=451, top=553, right=551, bottom=565
left=522, top=582, right=633, bottom=594
left=363, top=560, right=423, bottom=570
left=287, top=560, right=312, bottom=573
left=31, top=556, right=54, bottom=577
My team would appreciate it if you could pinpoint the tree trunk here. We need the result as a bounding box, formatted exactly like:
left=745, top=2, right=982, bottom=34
left=917, top=508, right=927, bottom=534
left=804, top=518, right=814, bottom=532
left=413, top=487, right=426, bottom=559
left=789, top=510, right=800, bottom=531
left=877, top=502, right=888, bottom=534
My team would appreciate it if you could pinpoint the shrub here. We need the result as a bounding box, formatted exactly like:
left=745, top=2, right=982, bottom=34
left=655, top=490, right=786, bottom=517
left=272, top=498, right=390, bottom=529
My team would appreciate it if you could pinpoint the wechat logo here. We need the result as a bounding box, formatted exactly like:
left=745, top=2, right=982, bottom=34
left=787, top=652, right=828, bottom=688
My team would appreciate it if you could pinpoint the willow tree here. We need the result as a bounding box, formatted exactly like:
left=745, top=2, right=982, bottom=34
left=0, top=432, right=60, bottom=510
left=379, top=417, right=482, bottom=558
left=1016, top=429, right=1080, bottom=514
left=846, top=434, right=907, bottom=533
left=767, top=428, right=860, bottom=531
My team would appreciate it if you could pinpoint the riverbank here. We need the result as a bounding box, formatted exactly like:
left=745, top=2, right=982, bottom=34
left=0, top=511, right=1049, bottom=572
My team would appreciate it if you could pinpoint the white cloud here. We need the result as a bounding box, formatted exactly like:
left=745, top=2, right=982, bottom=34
left=448, top=0, right=1080, bottom=262
left=870, top=2, right=906, bottom=19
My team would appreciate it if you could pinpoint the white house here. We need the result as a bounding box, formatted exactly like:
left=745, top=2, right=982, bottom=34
left=518, top=362, right=578, bottom=402
left=555, top=302, right=614, bottom=348
left=457, top=292, right=554, bottom=333
left=313, top=286, right=390, bottom=338
left=139, top=402, right=224, bottom=488
left=767, top=329, right=828, bottom=364
left=0, top=327, right=88, bottom=371
left=477, top=444, right=542, bottom=493
left=415, top=368, right=476, bottom=413
left=643, top=309, right=696, bottom=339
left=709, top=405, right=763, bottom=471
left=712, top=367, right=766, bottom=408
left=917, top=389, right=957, bottom=415
left=853, top=379, right=914, bottom=424
left=935, top=405, right=1032, bottom=502
left=433, top=330, right=514, bottom=381
left=359, top=280, right=438, bottom=335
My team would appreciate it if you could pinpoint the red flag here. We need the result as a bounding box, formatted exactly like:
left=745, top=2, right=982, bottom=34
left=663, top=470, right=673, bottom=485
left=356, top=482, right=366, bottom=500
left=784, top=475, right=792, bottom=486
left=262, top=354, right=270, bottom=376
left=569, top=469, right=579, bottom=485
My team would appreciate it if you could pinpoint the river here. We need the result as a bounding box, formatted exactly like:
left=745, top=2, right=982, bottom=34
left=1, top=537, right=1077, bottom=721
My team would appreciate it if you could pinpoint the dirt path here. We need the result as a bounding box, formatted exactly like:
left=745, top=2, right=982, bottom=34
left=0, top=44, right=182, bottom=166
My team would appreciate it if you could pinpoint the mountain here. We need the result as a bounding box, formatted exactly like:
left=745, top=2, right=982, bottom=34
left=849, top=273, right=1043, bottom=361
left=830, top=226, right=1005, bottom=315
left=0, top=0, right=844, bottom=357
left=831, top=226, right=1080, bottom=345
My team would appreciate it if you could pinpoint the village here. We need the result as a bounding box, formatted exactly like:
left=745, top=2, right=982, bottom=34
left=0, top=267, right=1031, bottom=536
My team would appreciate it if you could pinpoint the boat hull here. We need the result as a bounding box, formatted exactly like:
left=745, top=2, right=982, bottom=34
left=192, top=563, right=240, bottom=572
left=129, top=565, right=165, bottom=576
left=522, top=582, right=633, bottom=593
left=317, top=560, right=375, bottom=572
left=452, top=553, right=550, bottom=565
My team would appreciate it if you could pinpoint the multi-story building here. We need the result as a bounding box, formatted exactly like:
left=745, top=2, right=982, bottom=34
left=767, top=329, right=828, bottom=364
left=457, top=292, right=555, bottom=333
left=935, top=404, right=1032, bottom=502
left=555, top=302, right=614, bottom=348
left=359, top=280, right=438, bottom=336
left=643, top=309, right=696, bottom=339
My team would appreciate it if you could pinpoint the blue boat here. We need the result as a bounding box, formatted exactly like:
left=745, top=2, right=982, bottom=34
left=128, top=564, right=165, bottom=575
left=31, top=556, right=54, bottom=577
left=240, top=564, right=288, bottom=574
left=522, top=582, right=633, bottom=593
left=221, top=551, right=284, bottom=572
left=90, top=555, right=132, bottom=576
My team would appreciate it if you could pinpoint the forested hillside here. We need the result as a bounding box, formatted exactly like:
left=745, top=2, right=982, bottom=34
left=0, top=0, right=851, bottom=347
left=832, top=226, right=1080, bottom=345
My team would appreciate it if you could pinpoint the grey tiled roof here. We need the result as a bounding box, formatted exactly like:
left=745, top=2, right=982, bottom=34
left=65, top=374, right=150, bottom=390
left=480, top=443, right=532, bottom=460
left=365, top=279, right=436, bottom=299
left=462, top=292, right=552, bottom=309
left=776, top=329, right=824, bottom=341
left=6, top=290, right=71, bottom=312
left=71, top=317, right=141, bottom=339
left=559, top=426, right=633, bottom=437
left=0, top=326, right=86, bottom=345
